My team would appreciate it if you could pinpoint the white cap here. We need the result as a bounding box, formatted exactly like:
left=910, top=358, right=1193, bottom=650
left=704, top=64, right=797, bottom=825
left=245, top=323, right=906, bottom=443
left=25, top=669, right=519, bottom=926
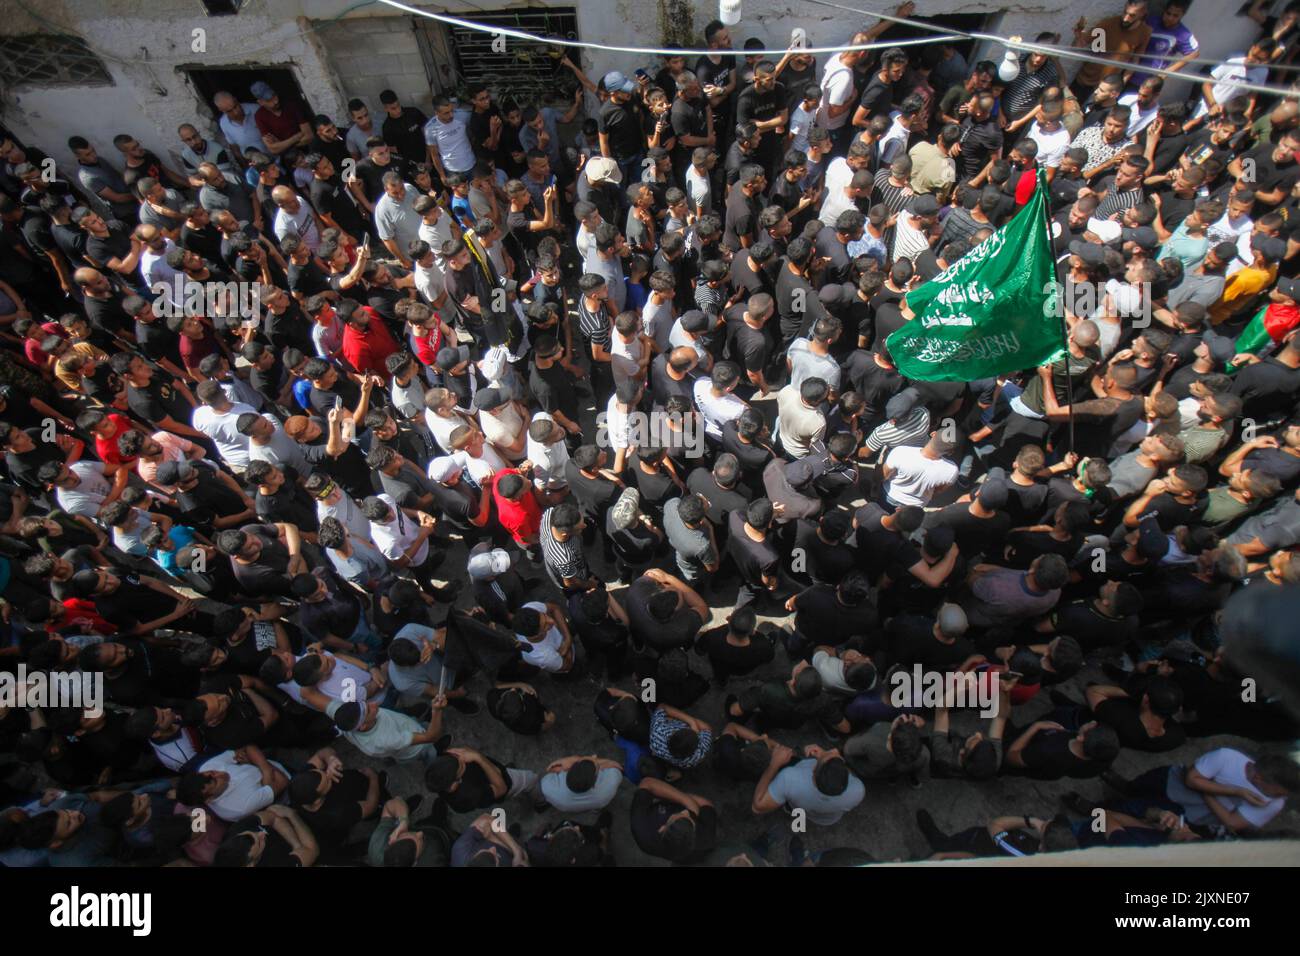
left=427, top=456, right=459, bottom=482
left=1086, top=217, right=1122, bottom=244
left=467, top=548, right=511, bottom=580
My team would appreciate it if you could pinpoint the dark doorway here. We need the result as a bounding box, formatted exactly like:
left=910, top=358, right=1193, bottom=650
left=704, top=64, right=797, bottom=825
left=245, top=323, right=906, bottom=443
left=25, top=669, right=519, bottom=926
left=875, top=13, right=990, bottom=68
left=183, top=65, right=312, bottom=119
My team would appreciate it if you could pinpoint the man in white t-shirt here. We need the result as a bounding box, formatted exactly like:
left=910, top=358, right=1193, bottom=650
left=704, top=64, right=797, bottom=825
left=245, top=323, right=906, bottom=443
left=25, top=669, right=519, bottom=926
left=1192, top=45, right=1271, bottom=122
left=182, top=746, right=289, bottom=822
left=1028, top=104, right=1071, bottom=171
left=1117, top=77, right=1162, bottom=137
left=1153, top=747, right=1297, bottom=833
left=327, top=698, right=446, bottom=765
left=819, top=44, right=863, bottom=131
left=424, top=98, right=476, bottom=178
left=753, top=745, right=865, bottom=826
left=192, top=381, right=257, bottom=472
left=514, top=600, right=575, bottom=673
left=882, top=435, right=959, bottom=508
left=270, top=186, right=321, bottom=253
left=693, top=363, right=748, bottom=441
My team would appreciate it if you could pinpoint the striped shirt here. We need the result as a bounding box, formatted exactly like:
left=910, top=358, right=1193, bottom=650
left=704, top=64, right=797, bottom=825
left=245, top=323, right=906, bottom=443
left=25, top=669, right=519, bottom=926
left=866, top=406, right=931, bottom=454
left=539, top=508, right=590, bottom=588
left=1003, top=63, right=1059, bottom=123
left=577, top=296, right=612, bottom=351
left=1094, top=175, right=1144, bottom=220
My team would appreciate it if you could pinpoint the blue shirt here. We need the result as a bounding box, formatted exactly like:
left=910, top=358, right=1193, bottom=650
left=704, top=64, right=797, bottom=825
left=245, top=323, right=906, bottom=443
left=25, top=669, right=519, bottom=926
left=155, top=524, right=197, bottom=575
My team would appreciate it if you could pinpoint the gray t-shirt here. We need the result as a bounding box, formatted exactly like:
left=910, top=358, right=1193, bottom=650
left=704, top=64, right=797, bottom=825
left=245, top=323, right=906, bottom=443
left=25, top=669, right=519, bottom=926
left=844, top=721, right=930, bottom=780
left=662, top=497, right=718, bottom=578
left=78, top=162, right=135, bottom=219
left=538, top=766, right=622, bottom=813
left=139, top=189, right=187, bottom=233
left=199, top=180, right=255, bottom=224
left=374, top=183, right=422, bottom=250
left=1107, top=450, right=1156, bottom=499
left=766, top=758, right=865, bottom=825
left=786, top=338, right=842, bottom=393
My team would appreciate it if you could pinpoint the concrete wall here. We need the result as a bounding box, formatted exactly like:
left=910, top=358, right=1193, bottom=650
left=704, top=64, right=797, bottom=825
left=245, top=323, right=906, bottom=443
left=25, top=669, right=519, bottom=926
left=0, top=0, right=1277, bottom=181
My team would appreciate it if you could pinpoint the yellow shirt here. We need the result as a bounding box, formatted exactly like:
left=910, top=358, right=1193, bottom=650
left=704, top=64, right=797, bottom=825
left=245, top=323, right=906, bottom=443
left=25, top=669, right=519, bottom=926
left=54, top=342, right=108, bottom=391
left=1211, top=264, right=1276, bottom=325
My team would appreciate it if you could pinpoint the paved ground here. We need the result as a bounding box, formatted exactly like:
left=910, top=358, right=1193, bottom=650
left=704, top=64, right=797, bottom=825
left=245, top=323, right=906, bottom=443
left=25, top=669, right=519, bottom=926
left=230, top=331, right=1300, bottom=864
left=315, top=380, right=1300, bottom=864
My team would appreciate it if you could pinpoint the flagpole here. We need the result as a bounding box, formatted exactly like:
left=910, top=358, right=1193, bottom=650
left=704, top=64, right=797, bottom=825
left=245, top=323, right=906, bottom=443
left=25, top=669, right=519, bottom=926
left=1039, top=169, right=1075, bottom=455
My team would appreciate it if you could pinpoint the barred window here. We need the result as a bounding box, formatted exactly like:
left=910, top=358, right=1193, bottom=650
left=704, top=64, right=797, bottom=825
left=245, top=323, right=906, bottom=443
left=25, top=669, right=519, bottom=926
left=0, top=34, right=113, bottom=88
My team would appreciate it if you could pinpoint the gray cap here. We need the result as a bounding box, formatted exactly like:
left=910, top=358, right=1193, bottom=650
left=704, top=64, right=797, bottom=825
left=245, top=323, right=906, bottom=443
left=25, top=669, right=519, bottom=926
left=976, top=478, right=1009, bottom=510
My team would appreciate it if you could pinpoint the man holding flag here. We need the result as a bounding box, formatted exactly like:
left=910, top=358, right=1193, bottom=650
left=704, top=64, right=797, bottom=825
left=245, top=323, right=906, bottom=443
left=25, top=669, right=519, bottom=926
left=888, top=169, right=1067, bottom=398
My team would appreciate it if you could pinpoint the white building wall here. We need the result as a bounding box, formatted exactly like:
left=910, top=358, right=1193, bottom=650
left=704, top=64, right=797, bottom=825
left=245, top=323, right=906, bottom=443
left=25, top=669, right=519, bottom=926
left=0, top=0, right=1277, bottom=179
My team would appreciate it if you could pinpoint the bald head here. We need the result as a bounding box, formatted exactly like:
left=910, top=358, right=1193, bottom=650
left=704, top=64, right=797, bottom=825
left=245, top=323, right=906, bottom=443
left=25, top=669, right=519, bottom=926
left=197, top=162, right=223, bottom=185
left=271, top=185, right=297, bottom=207
left=213, top=91, right=236, bottom=111
left=73, top=267, right=106, bottom=289
left=668, top=346, right=699, bottom=372
left=134, top=223, right=160, bottom=244
left=1072, top=319, right=1100, bottom=349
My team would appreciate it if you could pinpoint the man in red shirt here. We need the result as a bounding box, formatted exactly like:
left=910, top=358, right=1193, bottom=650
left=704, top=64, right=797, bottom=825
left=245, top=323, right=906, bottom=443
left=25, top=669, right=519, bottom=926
left=340, top=300, right=400, bottom=378
left=83, top=409, right=137, bottom=468
left=1009, top=139, right=1041, bottom=208
left=79, top=408, right=137, bottom=500
left=490, top=467, right=542, bottom=559
left=250, top=80, right=312, bottom=157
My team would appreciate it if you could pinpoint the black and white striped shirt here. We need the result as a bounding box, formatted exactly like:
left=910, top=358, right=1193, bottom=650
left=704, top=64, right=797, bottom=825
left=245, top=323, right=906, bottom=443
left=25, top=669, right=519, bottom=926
left=539, top=508, right=590, bottom=587
left=577, top=296, right=612, bottom=350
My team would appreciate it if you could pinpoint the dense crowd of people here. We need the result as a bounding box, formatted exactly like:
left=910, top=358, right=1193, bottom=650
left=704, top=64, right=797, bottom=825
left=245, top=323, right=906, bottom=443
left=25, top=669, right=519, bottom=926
left=0, top=0, right=1298, bottom=868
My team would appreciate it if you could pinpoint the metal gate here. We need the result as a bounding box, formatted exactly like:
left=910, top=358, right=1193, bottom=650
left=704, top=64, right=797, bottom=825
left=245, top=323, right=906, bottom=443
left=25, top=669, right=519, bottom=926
left=418, top=6, right=582, bottom=107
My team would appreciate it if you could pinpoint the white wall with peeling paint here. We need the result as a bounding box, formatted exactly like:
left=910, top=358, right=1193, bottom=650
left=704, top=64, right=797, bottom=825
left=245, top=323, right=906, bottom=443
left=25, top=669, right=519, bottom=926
left=0, top=0, right=1269, bottom=182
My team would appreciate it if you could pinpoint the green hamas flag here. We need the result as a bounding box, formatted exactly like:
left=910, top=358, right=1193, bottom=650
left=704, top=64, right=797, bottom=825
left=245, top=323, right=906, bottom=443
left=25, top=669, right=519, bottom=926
left=886, top=169, right=1063, bottom=382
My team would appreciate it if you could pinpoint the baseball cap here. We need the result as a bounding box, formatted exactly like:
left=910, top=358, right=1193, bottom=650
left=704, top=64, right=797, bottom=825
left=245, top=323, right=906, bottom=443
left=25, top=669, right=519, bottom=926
left=427, top=457, right=460, bottom=482
left=909, top=194, right=940, bottom=217
left=976, top=477, right=1009, bottom=510
left=1121, top=226, right=1159, bottom=251
left=1068, top=239, right=1107, bottom=266
left=473, top=387, right=507, bottom=411
left=602, top=70, right=636, bottom=94
left=818, top=282, right=853, bottom=308
left=155, top=461, right=183, bottom=486
left=283, top=415, right=313, bottom=440
left=250, top=80, right=276, bottom=101
left=467, top=547, right=512, bottom=580
left=435, top=345, right=470, bottom=371
left=1206, top=334, right=1237, bottom=365
left=586, top=156, right=622, bottom=184
left=609, top=486, right=641, bottom=531
left=936, top=603, right=968, bottom=638
left=1276, top=276, right=1300, bottom=301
